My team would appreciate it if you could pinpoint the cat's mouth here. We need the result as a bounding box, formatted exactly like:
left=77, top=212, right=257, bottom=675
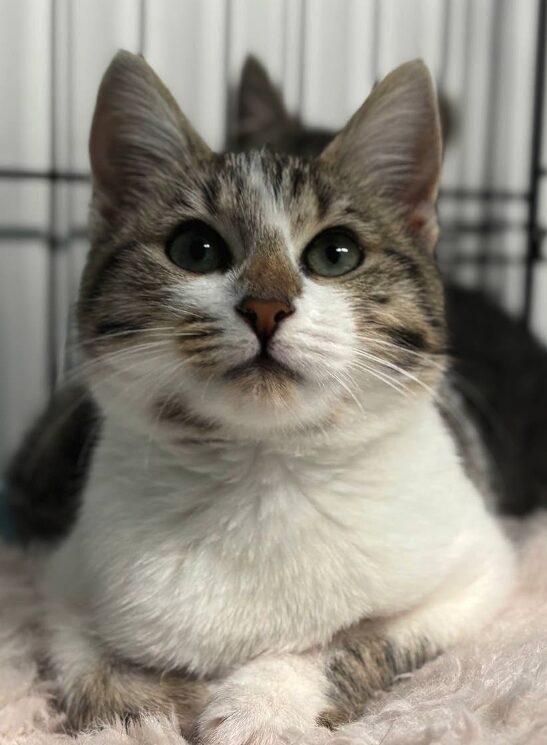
left=225, top=350, right=302, bottom=383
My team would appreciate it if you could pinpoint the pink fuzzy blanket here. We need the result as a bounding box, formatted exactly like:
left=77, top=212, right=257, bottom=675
left=1, top=514, right=546, bottom=745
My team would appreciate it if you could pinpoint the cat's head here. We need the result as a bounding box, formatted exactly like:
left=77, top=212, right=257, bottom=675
left=78, top=51, right=445, bottom=441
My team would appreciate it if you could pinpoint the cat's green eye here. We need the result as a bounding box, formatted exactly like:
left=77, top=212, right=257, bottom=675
left=167, top=221, right=232, bottom=274
left=303, top=230, right=363, bottom=278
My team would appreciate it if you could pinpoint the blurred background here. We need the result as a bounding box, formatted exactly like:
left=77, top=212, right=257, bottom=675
left=0, top=0, right=546, bottom=466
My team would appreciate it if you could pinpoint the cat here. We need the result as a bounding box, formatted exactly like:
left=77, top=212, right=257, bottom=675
left=5, top=58, right=547, bottom=547
left=33, top=51, right=514, bottom=742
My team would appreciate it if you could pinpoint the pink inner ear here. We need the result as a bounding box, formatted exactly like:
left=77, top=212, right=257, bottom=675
left=408, top=213, right=426, bottom=233
left=402, top=136, right=440, bottom=204
left=404, top=200, right=439, bottom=251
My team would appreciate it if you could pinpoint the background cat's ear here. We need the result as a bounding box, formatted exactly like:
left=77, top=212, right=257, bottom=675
left=234, top=56, right=293, bottom=147
left=90, top=50, right=211, bottom=219
left=321, top=60, right=442, bottom=251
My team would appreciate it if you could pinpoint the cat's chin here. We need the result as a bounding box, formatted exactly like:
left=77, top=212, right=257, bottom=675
left=224, top=351, right=302, bottom=385
left=176, top=362, right=340, bottom=437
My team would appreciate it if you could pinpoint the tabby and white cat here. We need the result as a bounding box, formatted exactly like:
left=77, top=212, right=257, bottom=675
left=39, top=51, right=514, bottom=742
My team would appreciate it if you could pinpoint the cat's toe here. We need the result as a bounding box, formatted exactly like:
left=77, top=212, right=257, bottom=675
left=197, top=687, right=316, bottom=745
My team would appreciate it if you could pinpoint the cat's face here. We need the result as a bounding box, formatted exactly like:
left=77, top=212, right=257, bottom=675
left=79, top=52, right=445, bottom=439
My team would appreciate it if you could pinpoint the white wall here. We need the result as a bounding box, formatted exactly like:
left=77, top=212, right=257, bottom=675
left=0, top=0, right=545, bottom=463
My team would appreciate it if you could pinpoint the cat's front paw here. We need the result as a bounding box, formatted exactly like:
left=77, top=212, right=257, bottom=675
left=198, top=687, right=309, bottom=745
left=197, top=656, right=326, bottom=745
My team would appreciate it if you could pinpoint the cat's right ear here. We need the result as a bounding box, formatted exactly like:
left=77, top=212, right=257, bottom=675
left=234, top=56, right=292, bottom=145
left=321, top=61, right=442, bottom=252
left=89, top=50, right=211, bottom=220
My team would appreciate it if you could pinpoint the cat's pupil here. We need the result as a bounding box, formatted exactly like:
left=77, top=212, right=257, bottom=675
left=326, top=245, right=347, bottom=264
left=190, top=240, right=209, bottom=262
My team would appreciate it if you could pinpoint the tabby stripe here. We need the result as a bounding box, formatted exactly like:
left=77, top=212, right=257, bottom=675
left=320, top=635, right=430, bottom=728
left=383, top=247, right=442, bottom=328
left=82, top=242, right=137, bottom=305
left=384, top=326, right=428, bottom=352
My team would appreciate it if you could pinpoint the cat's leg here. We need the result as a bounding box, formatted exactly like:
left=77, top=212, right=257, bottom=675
left=197, top=653, right=329, bottom=745
left=199, top=535, right=514, bottom=744
left=61, top=658, right=208, bottom=734
left=321, top=530, right=514, bottom=727
left=43, top=605, right=208, bottom=735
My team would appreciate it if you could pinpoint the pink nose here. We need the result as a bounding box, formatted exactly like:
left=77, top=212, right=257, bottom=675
left=236, top=297, right=294, bottom=343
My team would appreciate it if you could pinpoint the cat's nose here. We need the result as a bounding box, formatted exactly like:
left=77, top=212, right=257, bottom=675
left=236, top=297, right=294, bottom=343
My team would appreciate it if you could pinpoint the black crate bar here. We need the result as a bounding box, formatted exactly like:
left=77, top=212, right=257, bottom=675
left=47, top=0, right=60, bottom=388
left=524, top=0, right=547, bottom=324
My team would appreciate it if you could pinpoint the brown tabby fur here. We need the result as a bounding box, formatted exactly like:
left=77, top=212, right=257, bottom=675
left=60, top=658, right=207, bottom=736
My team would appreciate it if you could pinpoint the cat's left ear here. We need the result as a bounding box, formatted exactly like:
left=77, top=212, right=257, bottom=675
left=321, top=61, right=442, bottom=251
left=89, top=50, right=211, bottom=220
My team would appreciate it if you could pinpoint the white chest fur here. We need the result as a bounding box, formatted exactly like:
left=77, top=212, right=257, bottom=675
left=44, top=400, right=498, bottom=676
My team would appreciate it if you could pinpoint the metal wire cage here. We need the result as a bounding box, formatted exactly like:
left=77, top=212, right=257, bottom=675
left=0, top=0, right=546, bottom=464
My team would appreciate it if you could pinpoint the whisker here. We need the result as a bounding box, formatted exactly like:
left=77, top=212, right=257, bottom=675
left=322, top=368, right=367, bottom=416
left=353, top=347, right=473, bottom=434
left=59, top=341, right=171, bottom=387
left=347, top=359, right=410, bottom=397
left=355, top=333, right=446, bottom=368
left=79, top=326, right=179, bottom=345
left=352, top=349, right=438, bottom=397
